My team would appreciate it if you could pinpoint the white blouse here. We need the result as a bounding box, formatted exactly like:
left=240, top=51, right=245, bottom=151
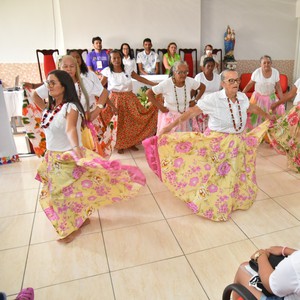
left=194, top=72, right=221, bottom=97
left=197, top=89, right=249, bottom=133
left=101, top=66, right=133, bottom=92
left=122, top=57, right=137, bottom=74
left=43, top=103, right=82, bottom=151
left=293, top=78, right=300, bottom=105
left=251, top=67, right=280, bottom=95
left=152, top=77, right=200, bottom=112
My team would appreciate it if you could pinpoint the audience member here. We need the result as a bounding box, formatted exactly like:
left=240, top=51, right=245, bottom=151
left=233, top=246, right=300, bottom=300
left=163, top=42, right=180, bottom=75
left=136, top=38, right=160, bottom=75
left=35, top=70, right=146, bottom=242
left=86, top=36, right=109, bottom=79
left=242, top=55, right=285, bottom=129
left=146, top=60, right=205, bottom=133
left=120, top=42, right=137, bottom=73
left=193, top=57, right=221, bottom=132
left=199, top=44, right=220, bottom=73
left=143, top=70, right=275, bottom=221
left=100, top=50, right=158, bottom=154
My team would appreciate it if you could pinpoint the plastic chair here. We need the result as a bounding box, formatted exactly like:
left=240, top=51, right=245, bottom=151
left=179, top=48, right=197, bottom=77
left=36, top=49, right=59, bottom=81
left=212, top=48, right=223, bottom=72
left=239, top=73, right=253, bottom=98
left=223, top=283, right=257, bottom=300
left=157, top=48, right=167, bottom=74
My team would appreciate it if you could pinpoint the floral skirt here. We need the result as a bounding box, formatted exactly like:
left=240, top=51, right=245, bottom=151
left=36, top=148, right=146, bottom=238
left=248, top=92, right=285, bottom=129
left=268, top=104, right=300, bottom=172
left=157, top=110, right=191, bottom=133
left=100, top=91, right=158, bottom=150
left=191, top=113, right=208, bottom=133
left=143, top=121, right=270, bottom=221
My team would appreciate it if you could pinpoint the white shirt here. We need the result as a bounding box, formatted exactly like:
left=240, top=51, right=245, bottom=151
left=251, top=67, right=280, bottom=95
left=43, top=103, right=82, bottom=151
left=123, top=57, right=137, bottom=74
left=269, top=250, right=300, bottom=300
left=293, top=78, right=300, bottom=105
left=136, top=51, right=160, bottom=74
left=101, top=66, right=133, bottom=92
left=197, top=89, right=249, bottom=133
left=152, top=77, right=200, bottom=112
left=194, top=72, right=221, bottom=97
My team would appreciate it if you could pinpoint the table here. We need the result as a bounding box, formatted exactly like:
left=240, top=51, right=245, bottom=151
left=3, top=89, right=24, bottom=133
left=132, top=74, right=168, bottom=94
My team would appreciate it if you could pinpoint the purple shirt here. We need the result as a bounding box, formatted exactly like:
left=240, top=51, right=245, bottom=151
left=86, top=50, right=109, bottom=72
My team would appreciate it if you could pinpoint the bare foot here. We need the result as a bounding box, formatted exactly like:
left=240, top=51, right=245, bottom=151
left=117, top=149, right=124, bottom=154
left=130, top=145, right=139, bottom=151
left=58, top=229, right=81, bottom=243
left=81, top=218, right=90, bottom=228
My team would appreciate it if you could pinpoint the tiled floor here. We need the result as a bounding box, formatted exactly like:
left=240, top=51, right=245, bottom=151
left=1, top=141, right=300, bottom=300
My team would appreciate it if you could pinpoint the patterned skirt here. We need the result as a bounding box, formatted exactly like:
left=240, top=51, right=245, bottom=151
left=100, top=91, right=158, bottom=150
left=36, top=147, right=146, bottom=238
left=157, top=110, right=191, bottom=133
left=268, top=104, right=300, bottom=172
left=143, top=121, right=270, bottom=221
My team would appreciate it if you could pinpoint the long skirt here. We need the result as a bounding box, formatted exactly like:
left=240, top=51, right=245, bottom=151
left=157, top=110, right=191, bottom=133
left=249, top=92, right=285, bottom=129
left=142, top=121, right=270, bottom=221
left=268, top=104, right=300, bottom=173
left=191, top=113, right=208, bottom=133
left=36, top=147, right=146, bottom=238
left=100, top=91, right=158, bottom=150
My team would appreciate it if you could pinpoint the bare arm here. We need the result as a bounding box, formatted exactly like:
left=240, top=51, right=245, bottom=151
left=100, top=76, right=108, bottom=88
left=89, top=89, right=110, bottom=121
left=242, top=80, right=255, bottom=93
left=275, top=80, right=283, bottom=100
left=163, top=55, right=171, bottom=72
left=32, top=91, right=46, bottom=110
left=138, top=63, right=148, bottom=75
left=194, top=83, right=206, bottom=102
left=65, top=108, right=83, bottom=158
left=131, top=71, right=157, bottom=86
left=146, top=88, right=167, bottom=112
left=248, top=103, right=276, bottom=121
left=159, top=106, right=202, bottom=135
left=155, top=62, right=160, bottom=74
left=271, top=85, right=297, bottom=110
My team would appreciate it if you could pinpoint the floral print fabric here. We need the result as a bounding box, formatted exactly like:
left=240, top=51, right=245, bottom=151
left=143, top=121, right=270, bottom=221
left=268, top=104, right=300, bottom=173
left=36, top=147, right=146, bottom=238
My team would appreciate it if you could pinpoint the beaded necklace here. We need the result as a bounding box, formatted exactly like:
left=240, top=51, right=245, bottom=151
left=41, top=103, right=63, bottom=129
left=173, top=81, right=187, bottom=114
left=227, top=97, right=243, bottom=132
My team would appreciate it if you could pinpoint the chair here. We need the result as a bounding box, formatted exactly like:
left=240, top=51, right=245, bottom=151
left=223, top=283, right=257, bottom=300
left=135, top=48, right=156, bottom=57
left=179, top=48, right=197, bottom=77
left=157, top=48, right=167, bottom=74
left=239, top=73, right=253, bottom=98
left=36, top=49, right=59, bottom=82
left=212, top=48, right=223, bottom=72
left=66, top=48, right=88, bottom=56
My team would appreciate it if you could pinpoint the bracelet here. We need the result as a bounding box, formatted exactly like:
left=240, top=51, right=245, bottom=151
left=282, top=246, right=287, bottom=257
left=72, top=145, right=79, bottom=149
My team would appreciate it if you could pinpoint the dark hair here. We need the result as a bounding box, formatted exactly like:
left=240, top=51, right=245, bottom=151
left=143, top=38, right=152, bottom=44
left=92, top=36, right=102, bottom=44
left=67, top=50, right=88, bottom=75
left=204, top=44, right=213, bottom=52
left=120, top=43, right=134, bottom=59
left=109, top=49, right=125, bottom=72
left=203, top=57, right=215, bottom=67
left=47, top=70, right=85, bottom=121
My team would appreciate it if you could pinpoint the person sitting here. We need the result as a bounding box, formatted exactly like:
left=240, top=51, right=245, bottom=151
left=100, top=49, right=158, bottom=154
left=120, top=42, right=137, bottom=74
left=193, top=57, right=221, bottom=132
left=232, top=246, right=300, bottom=300
left=146, top=60, right=205, bottom=133
left=143, top=70, right=275, bottom=222
left=136, top=38, right=160, bottom=75
left=199, top=44, right=220, bottom=73
left=86, top=36, right=109, bottom=80
left=163, top=42, right=181, bottom=75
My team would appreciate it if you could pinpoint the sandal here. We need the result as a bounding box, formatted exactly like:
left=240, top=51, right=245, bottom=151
left=15, top=287, right=34, bottom=300
left=130, top=145, right=139, bottom=151
left=117, top=149, right=124, bottom=154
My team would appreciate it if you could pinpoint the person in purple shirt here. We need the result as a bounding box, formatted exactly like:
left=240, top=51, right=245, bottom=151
left=86, top=36, right=109, bottom=79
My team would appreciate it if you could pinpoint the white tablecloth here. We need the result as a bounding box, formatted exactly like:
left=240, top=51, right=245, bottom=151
left=4, top=89, right=24, bottom=119
left=132, top=75, right=168, bottom=94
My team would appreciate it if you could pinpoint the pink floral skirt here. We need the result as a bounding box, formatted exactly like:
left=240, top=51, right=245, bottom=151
left=36, top=148, right=146, bottom=238
left=157, top=110, right=191, bottom=133
left=143, top=121, right=270, bottom=221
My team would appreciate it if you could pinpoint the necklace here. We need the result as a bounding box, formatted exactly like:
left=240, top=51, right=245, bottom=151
left=77, top=82, right=82, bottom=100
left=227, top=98, right=243, bottom=132
left=173, top=81, right=187, bottom=114
left=41, top=103, right=63, bottom=129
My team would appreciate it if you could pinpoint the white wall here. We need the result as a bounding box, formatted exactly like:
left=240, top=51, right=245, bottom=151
left=201, top=0, right=297, bottom=60
left=0, top=0, right=297, bottom=63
